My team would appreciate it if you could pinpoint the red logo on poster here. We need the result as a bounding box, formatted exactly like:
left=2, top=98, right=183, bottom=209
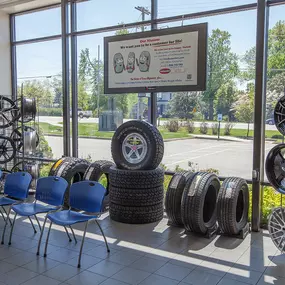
left=159, top=68, right=171, bottom=74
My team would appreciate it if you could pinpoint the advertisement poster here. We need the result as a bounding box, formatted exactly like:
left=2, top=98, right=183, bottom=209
left=104, top=23, right=207, bottom=94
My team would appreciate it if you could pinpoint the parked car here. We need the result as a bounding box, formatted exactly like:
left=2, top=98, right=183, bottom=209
left=266, top=118, right=275, bottom=125
left=71, top=109, right=92, bottom=118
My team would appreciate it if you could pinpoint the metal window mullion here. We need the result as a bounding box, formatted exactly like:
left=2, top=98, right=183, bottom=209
left=61, top=0, right=71, bottom=156
left=252, top=0, right=268, bottom=232
left=10, top=15, right=17, bottom=101
left=71, top=0, right=78, bottom=157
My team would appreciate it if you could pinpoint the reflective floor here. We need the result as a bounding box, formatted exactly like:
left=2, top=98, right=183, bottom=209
left=0, top=211, right=284, bottom=285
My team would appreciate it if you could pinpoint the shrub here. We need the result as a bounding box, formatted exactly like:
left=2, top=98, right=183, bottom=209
left=211, top=123, right=219, bottom=135
left=186, top=121, right=195, bottom=133
left=165, top=120, right=180, bottom=132
left=38, top=108, right=62, bottom=116
left=199, top=122, right=208, bottom=134
left=272, top=134, right=283, bottom=139
left=224, top=122, right=235, bottom=135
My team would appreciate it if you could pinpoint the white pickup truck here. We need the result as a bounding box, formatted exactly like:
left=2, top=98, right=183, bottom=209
left=71, top=108, right=92, bottom=119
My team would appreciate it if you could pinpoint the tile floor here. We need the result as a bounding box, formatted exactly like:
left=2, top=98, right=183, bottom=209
left=0, top=211, right=284, bottom=285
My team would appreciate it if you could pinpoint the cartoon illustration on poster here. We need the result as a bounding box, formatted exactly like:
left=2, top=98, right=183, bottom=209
left=113, top=53, right=125, bottom=74
left=105, top=24, right=207, bottom=93
left=126, top=52, right=136, bottom=73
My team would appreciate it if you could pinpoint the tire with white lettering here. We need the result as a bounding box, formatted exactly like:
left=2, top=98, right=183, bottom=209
left=109, top=203, right=164, bottom=224
left=181, top=172, right=220, bottom=234
left=111, top=120, right=164, bottom=170
left=165, top=171, right=193, bottom=226
left=217, top=177, right=249, bottom=235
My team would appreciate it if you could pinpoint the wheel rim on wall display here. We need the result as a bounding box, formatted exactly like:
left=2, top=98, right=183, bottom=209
left=0, top=95, right=20, bottom=128
left=16, top=97, right=37, bottom=123
left=268, top=207, right=285, bottom=252
left=122, top=133, right=148, bottom=164
left=265, top=144, right=285, bottom=195
left=0, top=136, right=16, bottom=163
left=10, top=126, right=39, bottom=153
left=274, top=96, right=285, bottom=135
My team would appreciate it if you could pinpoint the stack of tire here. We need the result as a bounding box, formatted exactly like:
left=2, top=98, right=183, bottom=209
left=165, top=172, right=249, bottom=236
left=49, top=157, right=90, bottom=206
left=109, top=120, right=165, bottom=224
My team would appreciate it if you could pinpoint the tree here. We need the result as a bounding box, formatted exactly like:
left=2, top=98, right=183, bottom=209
left=233, top=91, right=254, bottom=138
left=78, top=80, right=90, bottom=110
left=52, top=76, right=63, bottom=107
left=214, top=81, right=237, bottom=119
left=169, top=92, right=199, bottom=120
left=203, top=29, right=239, bottom=120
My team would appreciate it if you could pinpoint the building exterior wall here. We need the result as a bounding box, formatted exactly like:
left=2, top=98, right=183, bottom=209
left=0, top=11, right=11, bottom=96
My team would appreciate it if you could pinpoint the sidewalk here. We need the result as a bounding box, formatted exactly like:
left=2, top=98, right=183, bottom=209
left=192, top=134, right=252, bottom=142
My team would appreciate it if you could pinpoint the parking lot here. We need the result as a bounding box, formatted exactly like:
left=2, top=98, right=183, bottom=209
left=46, top=136, right=274, bottom=180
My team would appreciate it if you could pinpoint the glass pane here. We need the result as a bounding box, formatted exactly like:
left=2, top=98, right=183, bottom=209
left=158, top=0, right=256, bottom=18
left=76, top=0, right=150, bottom=31
left=15, top=7, right=61, bottom=41
left=77, top=29, right=149, bottom=160
left=16, top=40, right=63, bottom=160
left=157, top=9, right=256, bottom=179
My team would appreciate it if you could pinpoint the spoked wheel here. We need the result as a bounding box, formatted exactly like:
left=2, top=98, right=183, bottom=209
left=0, top=96, right=20, bottom=128
left=0, top=136, right=16, bottom=163
left=268, top=207, right=285, bottom=253
left=122, top=133, right=148, bottom=165
left=274, top=96, right=285, bottom=135
left=10, top=126, right=39, bottom=153
left=265, top=144, right=285, bottom=194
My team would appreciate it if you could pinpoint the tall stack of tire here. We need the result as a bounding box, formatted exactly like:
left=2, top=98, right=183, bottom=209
left=109, top=120, right=165, bottom=224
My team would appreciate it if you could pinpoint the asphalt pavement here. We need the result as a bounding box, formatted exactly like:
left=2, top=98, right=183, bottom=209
left=39, top=116, right=277, bottom=131
left=45, top=136, right=275, bottom=180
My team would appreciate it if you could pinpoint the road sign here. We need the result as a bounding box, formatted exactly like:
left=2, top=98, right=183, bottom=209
left=217, top=114, right=223, bottom=121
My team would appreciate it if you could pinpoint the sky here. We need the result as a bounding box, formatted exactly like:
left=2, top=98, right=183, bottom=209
left=14, top=0, right=285, bottom=80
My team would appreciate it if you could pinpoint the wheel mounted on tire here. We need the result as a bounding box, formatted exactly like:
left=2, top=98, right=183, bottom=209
left=109, top=203, right=164, bottom=224
left=109, top=166, right=164, bottom=189
left=165, top=171, right=193, bottom=227
left=49, top=157, right=90, bottom=206
left=216, top=177, right=249, bottom=235
left=181, top=172, right=220, bottom=234
left=111, top=120, right=164, bottom=170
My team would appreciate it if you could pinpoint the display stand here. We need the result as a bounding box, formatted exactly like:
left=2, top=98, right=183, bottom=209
left=184, top=224, right=218, bottom=239
left=217, top=223, right=250, bottom=240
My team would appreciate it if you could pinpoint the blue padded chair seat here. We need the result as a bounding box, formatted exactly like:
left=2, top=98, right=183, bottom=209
left=12, top=203, right=57, bottom=216
left=0, top=197, right=17, bottom=206
left=47, top=210, right=97, bottom=226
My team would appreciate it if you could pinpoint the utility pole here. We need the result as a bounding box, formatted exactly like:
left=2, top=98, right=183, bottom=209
left=135, top=6, right=150, bottom=120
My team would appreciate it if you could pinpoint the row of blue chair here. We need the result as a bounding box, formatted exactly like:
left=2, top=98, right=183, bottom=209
left=0, top=171, right=110, bottom=268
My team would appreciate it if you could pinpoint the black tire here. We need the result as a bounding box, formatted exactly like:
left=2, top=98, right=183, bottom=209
left=109, top=203, right=164, bottom=224
left=217, top=177, right=249, bottom=235
left=50, top=157, right=90, bottom=206
left=111, top=120, right=164, bottom=170
left=181, top=172, right=220, bottom=234
left=79, top=113, right=84, bottom=119
left=109, top=166, right=164, bottom=189
left=165, top=171, right=193, bottom=226
left=109, top=185, right=164, bottom=206
left=49, top=157, right=68, bottom=176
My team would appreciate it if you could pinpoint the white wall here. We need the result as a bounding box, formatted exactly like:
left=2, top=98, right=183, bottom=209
left=0, top=11, right=11, bottom=96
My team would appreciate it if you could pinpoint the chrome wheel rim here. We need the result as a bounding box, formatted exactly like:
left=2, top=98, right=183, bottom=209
left=268, top=207, right=285, bottom=253
left=122, top=133, right=147, bottom=164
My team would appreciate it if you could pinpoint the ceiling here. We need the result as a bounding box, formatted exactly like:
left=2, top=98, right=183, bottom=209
left=0, top=0, right=60, bottom=14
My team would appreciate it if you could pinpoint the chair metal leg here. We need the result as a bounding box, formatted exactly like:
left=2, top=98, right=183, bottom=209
left=78, top=221, right=88, bottom=268
left=44, top=221, right=53, bottom=257
left=1, top=206, right=11, bottom=244
left=8, top=213, right=17, bottom=245
left=28, top=216, right=37, bottom=234
left=95, top=220, right=110, bottom=252
left=0, top=208, right=6, bottom=221
left=34, top=215, right=41, bottom=231
left=2, top=206, right=12, bottom=226
left=37, top=214, right=48, bottom=255
left=69, top=226, right=77, bottom=244
left=64, top=226, right=72, bottom=242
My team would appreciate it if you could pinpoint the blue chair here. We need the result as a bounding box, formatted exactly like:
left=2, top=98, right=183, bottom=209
left=41, top=181, right=110, bottom=268
left=1, top=172, right=32, bottom=244
left=4, top=176, right=74, bottom=247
